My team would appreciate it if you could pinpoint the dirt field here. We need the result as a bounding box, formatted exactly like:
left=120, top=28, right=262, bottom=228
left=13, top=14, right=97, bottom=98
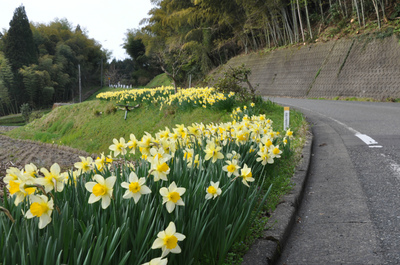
left=0, top=126, right=91, bottom=193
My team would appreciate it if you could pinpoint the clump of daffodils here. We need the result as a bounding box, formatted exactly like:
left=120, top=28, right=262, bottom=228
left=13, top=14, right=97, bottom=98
left=2, top=95, right=293, bottom=263
left=96, top=86, right=235, bottom=111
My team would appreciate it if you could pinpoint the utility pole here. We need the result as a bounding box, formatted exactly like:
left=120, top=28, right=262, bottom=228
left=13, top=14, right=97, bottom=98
left=100, top=58, right=103, bottom=88
left=78, top=64, right=82, bottom=103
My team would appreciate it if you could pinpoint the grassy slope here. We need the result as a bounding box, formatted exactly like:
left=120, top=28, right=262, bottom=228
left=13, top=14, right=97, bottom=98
left=146, top=73, right=173, bottom=88
left=7, top=100, right=233, bottom=154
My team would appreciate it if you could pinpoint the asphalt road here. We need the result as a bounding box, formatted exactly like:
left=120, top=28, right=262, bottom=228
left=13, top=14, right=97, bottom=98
left=267, top=97, right=400, bottom=265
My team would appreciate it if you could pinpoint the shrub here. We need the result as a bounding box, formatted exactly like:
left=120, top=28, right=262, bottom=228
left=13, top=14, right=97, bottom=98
left=214, top=64, right=257, bottom=102
left=20, top=103, right=32, bottom=123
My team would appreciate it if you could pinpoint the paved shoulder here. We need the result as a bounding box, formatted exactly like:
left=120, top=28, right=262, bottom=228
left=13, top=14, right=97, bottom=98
left=276, top=116, right=382, bottom=264
left=242, top=125, right=313, bottom=264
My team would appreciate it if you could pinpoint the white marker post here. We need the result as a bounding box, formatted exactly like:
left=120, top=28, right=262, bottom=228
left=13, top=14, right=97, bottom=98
left=284, top=107, right=290, bottom=131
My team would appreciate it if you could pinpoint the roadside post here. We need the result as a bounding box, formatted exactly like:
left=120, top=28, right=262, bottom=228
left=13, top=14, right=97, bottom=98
left=284, top=106, right=290, bottom=130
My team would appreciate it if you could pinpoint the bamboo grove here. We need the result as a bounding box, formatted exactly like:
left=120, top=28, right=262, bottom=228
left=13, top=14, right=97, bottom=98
left=0, top=6, right=107, bottom=116
left=125, top=0, right=399, bottom=88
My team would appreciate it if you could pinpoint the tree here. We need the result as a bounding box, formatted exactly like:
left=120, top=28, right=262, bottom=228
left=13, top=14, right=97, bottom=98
left=3, top=5, right=38, bottom=106
left=0, top=52, right=16, bottom=115
left=4, top=5, right=38, bottom=72
left=124, top=29, right=161, bottom=86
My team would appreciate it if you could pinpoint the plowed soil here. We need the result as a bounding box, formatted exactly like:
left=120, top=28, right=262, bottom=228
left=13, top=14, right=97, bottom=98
left=0, top=126, right=90, bottom=194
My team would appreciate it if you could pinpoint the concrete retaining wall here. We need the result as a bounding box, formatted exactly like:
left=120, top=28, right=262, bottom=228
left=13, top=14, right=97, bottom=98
left=216, top=35, right=400, bottom=99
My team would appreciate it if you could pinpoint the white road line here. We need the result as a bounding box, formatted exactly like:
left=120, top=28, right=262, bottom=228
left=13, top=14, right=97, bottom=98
left=270, top=101, right=382, bottom=148
left=355, top=133, right=378, bottom=145
left=327, top=118, right=381, bottom=148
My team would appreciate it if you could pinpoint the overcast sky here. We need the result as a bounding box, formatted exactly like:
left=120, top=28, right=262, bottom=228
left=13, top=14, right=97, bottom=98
left=0, top=0, right=153, bottom=61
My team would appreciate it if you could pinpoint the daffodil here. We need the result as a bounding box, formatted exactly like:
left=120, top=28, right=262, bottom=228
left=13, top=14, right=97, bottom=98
left=159, top=182, right=185, bottom=213
left=239, top=164, right=254, bottom=187
left=127, top=133, right=138, bottom=154
left=141, top=257, right=168, bottom=265
left=222, top=160, right=241, bottom=177
left=151, top=222, right=186, bottom=257
left=205, top=181, right=222, bottom=200
left=74, top=156, right=93, bottom=173
left=150, top=157, right=170, bottom=182
left=270, top=145, right=282, bottom=158
left=204, top=141, right=224, bottom=163
left=109, top=137, right=128, bottom=157
left=285, top=128, right=294, bottom=139
left=37, top=163, right=66, bottom=192
left=138, top=132, right=154, bottom=155
left=256, top=149, right=274, bottom=165
left=148, top=147, right=172, bottom=164
left=7, top=172, right=36, bottom=206
left=25, top=194, right=54, bottom=229
left=3, top=167, right=24, bottom=185
left=24, top=163, right=38, bottom=178
left=121, top=172, right=151, bottom=203
left=94, top=154, right=107, bottom=172
left=85, top=174, right=116, bottom=209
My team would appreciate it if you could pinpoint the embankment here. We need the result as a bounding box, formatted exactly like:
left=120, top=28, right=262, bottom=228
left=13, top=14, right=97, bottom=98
left=217, top=35, right=400, bottom=99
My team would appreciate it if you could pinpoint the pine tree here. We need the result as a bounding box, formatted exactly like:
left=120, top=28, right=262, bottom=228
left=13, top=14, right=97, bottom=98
left=4, top=5, right=38, bottom=105
left=4, top=5, right=38, bottom=72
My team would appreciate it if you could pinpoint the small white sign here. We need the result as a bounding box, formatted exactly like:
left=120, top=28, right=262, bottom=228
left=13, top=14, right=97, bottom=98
left=284, top=107, right=290, bottom=131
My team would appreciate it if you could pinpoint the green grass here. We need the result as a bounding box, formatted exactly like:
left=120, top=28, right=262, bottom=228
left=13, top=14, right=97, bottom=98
left=146, top=73, right=173, bottom=88
left=0, top=109, right=51, bottom=126
left=0, top=113, right=25, bottom=126
left=7, top=100, right=233, bottom=154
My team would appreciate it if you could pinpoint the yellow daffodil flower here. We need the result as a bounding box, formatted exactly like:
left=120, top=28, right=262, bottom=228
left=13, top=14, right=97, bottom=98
left=85, top=174, right=116, bottom=209
left=151, top=222, right=186, bottom=257
left=127, top=133, right=138, bottom=154
left=25, top=194, right=53, bottom=229
left=121, top=172, right=151, bottom=203
left=24, top=163, right=38, bottom=178
left=74, top=156, right=93, bottom=173
left=159, top=182, right=185, bottom=213
left=285, top=128, right=294, bottom=139
left=239, top=164, right=254, bottom=187
left=109, top=137, right=128, bottom=157
left=256, top=149, right=274, bottom=165
left=150, top=157, right=170, bottom=182
left=222, top=160, right=241, bottom=177
left=205, top=181, right=222, bottom=200
left=37, top=163, right=66, bottom=193
left=204, top=141, right=224, bottom=163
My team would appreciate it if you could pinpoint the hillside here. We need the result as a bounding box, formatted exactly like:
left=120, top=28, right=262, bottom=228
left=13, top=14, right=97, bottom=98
left=6, top=99, right=234, bottom=154
left=213, top=32, right=400, bottom=100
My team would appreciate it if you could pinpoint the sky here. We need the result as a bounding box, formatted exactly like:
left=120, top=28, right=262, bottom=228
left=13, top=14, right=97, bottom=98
left=0, top=0, right=153, bottom=61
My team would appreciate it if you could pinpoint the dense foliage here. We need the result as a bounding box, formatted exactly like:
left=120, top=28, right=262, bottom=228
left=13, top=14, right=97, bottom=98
left=125, top=0, right=400, bottom=88
left=0, top=5, right=107, bottom=116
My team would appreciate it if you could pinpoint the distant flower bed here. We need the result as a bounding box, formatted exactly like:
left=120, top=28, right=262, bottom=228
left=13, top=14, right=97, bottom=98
left=96, top=86, right=236, bottom=111
left=1, top=88, right=294, bottom=264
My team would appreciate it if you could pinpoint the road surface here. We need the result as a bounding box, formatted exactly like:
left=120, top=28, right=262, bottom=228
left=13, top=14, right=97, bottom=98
left=267, top=97, right=400, bottom=265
